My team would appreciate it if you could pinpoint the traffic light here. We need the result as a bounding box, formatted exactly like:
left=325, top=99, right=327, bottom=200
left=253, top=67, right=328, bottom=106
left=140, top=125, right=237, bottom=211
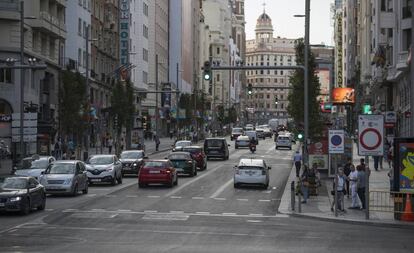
left=362, top=104, right=372, bottom=114
left=297, top=132, right=304, bottom=141
left=203, top=61, right=212, bottom=80
left=247, top=83, right=253, bottom=95
left=274, top=97, right=279, bottom=105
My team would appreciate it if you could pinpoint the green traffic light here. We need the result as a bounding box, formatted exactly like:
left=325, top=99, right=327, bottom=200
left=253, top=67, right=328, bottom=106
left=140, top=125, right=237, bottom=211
left=204, top=73, right=211, bottom=80
left=297, top=133, right=303, bottom=139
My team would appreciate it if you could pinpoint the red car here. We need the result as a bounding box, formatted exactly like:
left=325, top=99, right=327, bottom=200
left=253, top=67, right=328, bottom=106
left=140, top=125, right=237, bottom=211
left=182, top=146, right=207, bottom=170
left=138, top=160, right=178, bottom=188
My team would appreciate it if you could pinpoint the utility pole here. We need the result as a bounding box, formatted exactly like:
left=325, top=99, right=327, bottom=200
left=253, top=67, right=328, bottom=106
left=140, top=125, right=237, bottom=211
left=176, top=63, right=179, bottom=136
left=85, top=25, right=90, bottom=158
left=303, top=0, right=310, bottom=166
left=19, top=1, right=25, bottom=159
left=411, top=1, right=414, bottom=136
left=155, top=54, right=159, bottom=137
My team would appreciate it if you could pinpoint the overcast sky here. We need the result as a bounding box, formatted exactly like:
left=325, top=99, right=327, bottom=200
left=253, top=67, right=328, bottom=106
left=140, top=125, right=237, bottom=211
left=245, top=0, right=334, bottom=46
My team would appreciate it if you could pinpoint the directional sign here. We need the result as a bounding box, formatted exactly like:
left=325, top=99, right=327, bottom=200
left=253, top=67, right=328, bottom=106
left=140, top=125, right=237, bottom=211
left=358, top=114, right=384, bottom=156
left=329, top=130, right=344, bottom=154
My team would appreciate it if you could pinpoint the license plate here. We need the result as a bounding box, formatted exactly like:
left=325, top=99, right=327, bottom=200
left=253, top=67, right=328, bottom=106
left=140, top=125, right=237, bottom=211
left=91, top=179, right=101, bottom=182
left=0, top=203, right=5, bottom=207
left=47, top=186, right=60, bottom=190
left=149, top=170, right=160, bottom=174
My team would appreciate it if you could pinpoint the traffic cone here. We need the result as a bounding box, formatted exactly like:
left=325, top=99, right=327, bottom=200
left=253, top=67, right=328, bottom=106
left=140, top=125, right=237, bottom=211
left=401, top=194, right=414, bottom=222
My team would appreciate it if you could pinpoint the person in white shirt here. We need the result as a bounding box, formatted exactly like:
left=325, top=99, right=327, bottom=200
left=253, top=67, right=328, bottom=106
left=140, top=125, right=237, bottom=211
left=293, top=151, right=302, bottom=177
left=348, top=164, right=360, bottom=209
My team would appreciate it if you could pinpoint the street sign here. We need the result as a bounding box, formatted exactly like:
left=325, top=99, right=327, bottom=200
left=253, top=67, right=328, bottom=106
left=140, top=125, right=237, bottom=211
left=385, top=111, right=397, bottom=123
left=358, top=114, right=384, bottom=156
left=329, top=130, right=344, bottom=154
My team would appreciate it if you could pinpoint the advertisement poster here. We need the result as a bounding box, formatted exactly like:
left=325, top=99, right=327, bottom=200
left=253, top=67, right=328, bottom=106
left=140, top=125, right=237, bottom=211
left=308, top=140, right=328, bottom=170
left=394, top=138, right=414, bottom=193
left=332, top=88, right=355, bottom=104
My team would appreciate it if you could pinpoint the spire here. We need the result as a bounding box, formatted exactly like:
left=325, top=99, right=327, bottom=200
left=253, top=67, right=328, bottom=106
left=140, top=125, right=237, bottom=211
left=263, top=1, right=266, bottom=13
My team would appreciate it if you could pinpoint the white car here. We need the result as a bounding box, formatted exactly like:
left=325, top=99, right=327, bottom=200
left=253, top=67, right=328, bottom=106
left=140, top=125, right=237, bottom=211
left=235, top=135, right=251, bottom=149
left=234, top=158, right=271, bottom=189
left=276, top=135, right=292, bottom=150
left=173, top=140, right=192, bottom=152
left=86, top=155, right=123, bottom=185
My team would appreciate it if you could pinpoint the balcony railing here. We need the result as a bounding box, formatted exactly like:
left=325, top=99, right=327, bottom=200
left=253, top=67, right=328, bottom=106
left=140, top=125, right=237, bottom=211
left=39, top=11, right=65, bottom=30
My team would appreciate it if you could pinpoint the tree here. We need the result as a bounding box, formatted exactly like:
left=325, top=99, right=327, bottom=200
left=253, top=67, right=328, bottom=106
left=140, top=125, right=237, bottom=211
left=287, top=39, right=324, bottom=139
left=59, top=70, right=87, bottom=147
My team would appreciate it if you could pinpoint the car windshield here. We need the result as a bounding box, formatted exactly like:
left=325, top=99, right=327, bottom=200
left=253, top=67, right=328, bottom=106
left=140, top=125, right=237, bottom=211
left=237, top=136, right=250, bottom=141
left=171, top=160, right=187, bottom=167
left=88, top=156, right=113, bottom=165
left=182, top=148, right=201, bottom=154
left=206, top=139, right=223, bottom=147
left=46, top=164, right=75, bottom=174
left=169, top=154, right=190, bottom=160
left=120, top=152, right=143, bottom=159
left=175, top=141, right=191, bottom=147
left=238, top=166, right=264, bottom=170
left=143, top=161, right=166, bottom=168
left=278, top=136, right=290, bottom=140
left=30, top=159, right=49, bottom=170
left=0, top=177, right=27, bottom=189
left=232, top=128, right=243, bottom=133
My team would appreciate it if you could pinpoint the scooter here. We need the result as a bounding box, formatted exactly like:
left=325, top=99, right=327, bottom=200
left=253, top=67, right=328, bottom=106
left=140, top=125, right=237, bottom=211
left=249, top=144, right=256, bottom=153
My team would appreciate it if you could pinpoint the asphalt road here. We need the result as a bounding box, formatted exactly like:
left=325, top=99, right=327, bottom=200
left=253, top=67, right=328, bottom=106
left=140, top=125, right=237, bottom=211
left=0, top=138, right=413, bottom=253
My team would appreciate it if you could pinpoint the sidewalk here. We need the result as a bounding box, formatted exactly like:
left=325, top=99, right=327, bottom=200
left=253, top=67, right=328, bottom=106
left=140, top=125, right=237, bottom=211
left=278, top=143, right=414, bottom=228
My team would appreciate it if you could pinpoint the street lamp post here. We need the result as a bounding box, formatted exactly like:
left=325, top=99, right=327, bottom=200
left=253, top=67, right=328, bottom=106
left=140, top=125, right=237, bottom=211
left=155, top=54, right=159, bottom=138
left=19, top=1, right=25, bottom=159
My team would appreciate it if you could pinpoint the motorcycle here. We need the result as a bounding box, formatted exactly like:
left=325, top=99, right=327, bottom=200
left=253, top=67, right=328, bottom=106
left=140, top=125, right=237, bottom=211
left=249, top=144, right=256, bottom=153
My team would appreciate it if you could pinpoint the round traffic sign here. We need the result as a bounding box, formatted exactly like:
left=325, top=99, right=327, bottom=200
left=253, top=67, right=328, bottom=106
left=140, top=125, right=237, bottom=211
left=331, top=135, right=342, bottom=146
left=359, top=128, right=382, bottom=150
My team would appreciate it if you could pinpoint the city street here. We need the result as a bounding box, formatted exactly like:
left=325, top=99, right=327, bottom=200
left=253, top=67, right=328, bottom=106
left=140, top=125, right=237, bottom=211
left=0, top=138, right=412, bottom=253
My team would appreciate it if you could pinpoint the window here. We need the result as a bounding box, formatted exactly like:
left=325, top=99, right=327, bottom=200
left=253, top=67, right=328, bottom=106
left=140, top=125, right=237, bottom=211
left=143, top=24, right=148, bottom=38
left=403, top=29, right=412, bottom=51
left=266, top=94, right=270, bottom=99
left=83, top=21, right=87, bottom=38
left=0, top=68, right=12, bottom=84
left=83, top=0, right=86, bottom=9
left=142, top=71, right=148, bottom=84
left=216, top=74, right=220, bottom=82
left=143, top=2, right=148, bottom=16
left=280, top=70, right=284, bottom=75
left=78, top=18, right=82, bottom=35
left=83, top=51, right=87, bottom=67
left=216, top=47, right=220, bottom=55
left=143, top=48, right=148, bottom=62
left=281, top=103, right=284, bottom=109
left=78, top=48, right=82, bottom=67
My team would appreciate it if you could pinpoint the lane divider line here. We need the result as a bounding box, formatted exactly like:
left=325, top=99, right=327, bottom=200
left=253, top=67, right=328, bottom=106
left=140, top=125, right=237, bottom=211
left=209, top=178, right=234, bottom=199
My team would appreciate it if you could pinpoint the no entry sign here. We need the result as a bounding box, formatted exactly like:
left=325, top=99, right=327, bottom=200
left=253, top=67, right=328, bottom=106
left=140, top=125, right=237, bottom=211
left=329, top=130, right=344, bottom=154
left=358, top=115, right=384, bottom=156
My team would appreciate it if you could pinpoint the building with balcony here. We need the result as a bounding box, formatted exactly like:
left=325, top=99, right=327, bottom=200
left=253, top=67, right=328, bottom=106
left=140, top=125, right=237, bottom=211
left=0, top=0, right=66, bottom=157
left=245, top=10, right=296, bottom=124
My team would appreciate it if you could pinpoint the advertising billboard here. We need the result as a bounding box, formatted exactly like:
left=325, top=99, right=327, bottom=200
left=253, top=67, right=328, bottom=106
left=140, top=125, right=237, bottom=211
left=332, top=88, right=355, bottom=104
left=394, top=138, right=414, bottom=193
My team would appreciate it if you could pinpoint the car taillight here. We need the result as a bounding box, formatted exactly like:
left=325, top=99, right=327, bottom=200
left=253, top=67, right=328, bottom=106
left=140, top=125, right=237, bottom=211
left=161, top=168, right=172, bottom=174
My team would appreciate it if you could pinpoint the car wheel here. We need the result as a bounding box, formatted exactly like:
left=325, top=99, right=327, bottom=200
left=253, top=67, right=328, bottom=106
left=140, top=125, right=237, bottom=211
left=168, top=178, right=174, bottom=188
left=138, top=182, right=146, bottom=188
left=117, top=173, right=123, bottom=184
left=276, top=146, right=279, bottom=150
left=189, top=168, right=195, bottom=177
left=88, top=181, right=93, bottom=186
left=235, top=146, right=238, bottom=149
left=72, top=184, right=78, bottom=196
left=203, top=163, right=207, bottom=171
left=20, top=198, right=31, bottom=215
left=82, top=184, right=88, bottom=194
left=111, top=176, right=116, bottom=186
left=174, top=176, right=178, bottom=186
left=37, top=194, right=46, bottom=211
left=194, top=166, right=197, bottom=176
left=234, top=183, right=239, bottom=188
left=263, top=183, right=269, bottom=189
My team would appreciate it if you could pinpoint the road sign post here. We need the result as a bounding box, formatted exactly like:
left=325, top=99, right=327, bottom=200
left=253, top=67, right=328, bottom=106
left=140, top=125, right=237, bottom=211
left=329, top=130, right=344, bottom=154
left=358, top=115, right=384, bottom=156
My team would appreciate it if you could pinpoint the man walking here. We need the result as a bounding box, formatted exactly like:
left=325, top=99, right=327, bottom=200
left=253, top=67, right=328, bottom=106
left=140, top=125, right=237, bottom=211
left=107, top=137, right=113, bottom=154
left=154, top=135, right=160, bottom=151
left=357, top=164, right=367, bottom=210
left=293, top=151, right=302, bottom=177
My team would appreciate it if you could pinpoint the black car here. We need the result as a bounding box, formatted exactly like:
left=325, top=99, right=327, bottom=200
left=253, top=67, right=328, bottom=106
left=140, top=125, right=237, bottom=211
left=204, top=138, right=230, bottom=160
left=0, top=176, right=46, bottom=215
left=167, top=152, right=197, bottom=177
left=119, top=150, right=145, bottom=176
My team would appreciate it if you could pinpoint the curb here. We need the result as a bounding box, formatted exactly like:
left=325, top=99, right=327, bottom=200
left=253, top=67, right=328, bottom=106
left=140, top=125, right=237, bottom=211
left=284, top=211, right=414, bottom=229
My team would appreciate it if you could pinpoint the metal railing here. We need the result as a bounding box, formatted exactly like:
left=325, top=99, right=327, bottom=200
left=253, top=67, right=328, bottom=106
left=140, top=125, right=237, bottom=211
left=370, top=190, right=413, bottom=215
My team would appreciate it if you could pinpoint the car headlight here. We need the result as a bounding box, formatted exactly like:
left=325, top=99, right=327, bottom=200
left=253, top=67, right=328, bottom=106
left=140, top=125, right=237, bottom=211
left=63, top=178, right=73, bottom=185
left=105, top=166, right=114, bottom=172
left=133, top=163, right=138, bottom=167
left=9, top=196, right=22, bottom=202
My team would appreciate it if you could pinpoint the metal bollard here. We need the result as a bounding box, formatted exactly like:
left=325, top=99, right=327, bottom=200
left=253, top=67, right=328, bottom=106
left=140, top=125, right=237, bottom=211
left=291, top=181, right=295, bottom=211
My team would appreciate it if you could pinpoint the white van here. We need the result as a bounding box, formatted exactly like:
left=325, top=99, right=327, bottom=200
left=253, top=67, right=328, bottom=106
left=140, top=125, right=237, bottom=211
left=276, top=135, right=292, bottom=150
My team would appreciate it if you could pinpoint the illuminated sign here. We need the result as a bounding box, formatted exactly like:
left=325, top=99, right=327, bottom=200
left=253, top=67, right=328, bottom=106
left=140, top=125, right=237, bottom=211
left=119, top=0, right=130, bottom=70
left=332, top=88, right=355, bottom=104
left=336, top=15, right=343, bottom=86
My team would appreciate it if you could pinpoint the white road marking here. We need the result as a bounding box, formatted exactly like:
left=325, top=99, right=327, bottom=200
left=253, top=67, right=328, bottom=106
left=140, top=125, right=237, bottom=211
left=8, top=229, right=17, bottom=233
left=144, top=210, right=158, bottom=213
left=266, top=146, right=275, bottom=154
left=143, top=213, right=189, bottom=221
left=192, top=197, right=205, bottom=200
left=91, top=209, right=105, bottom=211
left=126, top=195, right=138, bottom=198
left=117, top=209, right=132, bottom=212
left=86, top=194, right=97, bottom=197
left=209, top=178, right=234, bottom=198
left=45, top=209, right=54, bottom=211
left=164, top=164, right=225, bottom=197
left=170, top=196, right=182, bottom=199
left=196, top=212, right=210, bottom=214
left=213, top=198, right=226, bottom=201
left=147, top=195, right=160, bottom=198
left=170, top=211, right=184, bottom=213
left=222, top=213, right=237, bottom=216
left=237, top=198, right=249, bottom=201
left=248, top=213, right=263, bottom=216
left=105, top=195, right=117, bottom=197
left=246, top=220, right=263, bottom=223
left=263, top=190, right=272, bottom=194
left=62, top=209, right=78, bottom=212
left=272, top=187, right=277, bottom=190
left=259, top=199, right=271, bottom=202
left=109, top=214, right=118, bottom=218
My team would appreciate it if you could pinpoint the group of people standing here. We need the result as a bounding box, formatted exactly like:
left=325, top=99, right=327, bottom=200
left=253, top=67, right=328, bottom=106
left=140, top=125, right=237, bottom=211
left=331, top=158, right=369, bottom=212
left=294, top=151, right=321, bottom=204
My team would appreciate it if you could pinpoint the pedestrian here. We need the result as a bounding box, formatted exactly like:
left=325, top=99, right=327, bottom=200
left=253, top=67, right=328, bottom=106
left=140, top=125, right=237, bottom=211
left=348, top=164, right=360, bottom=209
left=293, top=151, right=302, bottom=177
left=170, top=129, right=173, bottom=139
left=387, top=167, right=394, bottom=192
left=120, top=138, right=124, bottom=151
left=155, top=135, right=160, bottom=151
left=108, top=137, right=113, bottom=154
left=387, top=143, right=394, bottom=169
left=343, top=158, right=352, bottom=198
left=331, top=168, right=347, bottom=212
left=54, top=138, right=62, bottom=160
left=310, top=162, right=321, bottom=187
left=357, top=164, right=367, bottom=210
left=300, top=165, right=310, bottom=204
left=373, top=155, right=382, bottom=171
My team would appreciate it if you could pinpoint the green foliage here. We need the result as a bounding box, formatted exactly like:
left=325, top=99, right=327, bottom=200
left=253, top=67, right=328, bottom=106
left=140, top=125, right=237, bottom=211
left=111, top=80, right=135, bottom=134
left=287, top=39, right=324, bottom=139
left=59, top=71, right=87, bottom=140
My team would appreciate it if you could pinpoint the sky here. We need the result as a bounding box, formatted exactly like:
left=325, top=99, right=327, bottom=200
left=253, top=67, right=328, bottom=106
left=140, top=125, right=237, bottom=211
left=245, top=0, right=334, bottom=46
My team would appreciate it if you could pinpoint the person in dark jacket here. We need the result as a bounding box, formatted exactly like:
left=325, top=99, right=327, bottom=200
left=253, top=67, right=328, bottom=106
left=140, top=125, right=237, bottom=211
left=343, top=158, right=352, bottom=198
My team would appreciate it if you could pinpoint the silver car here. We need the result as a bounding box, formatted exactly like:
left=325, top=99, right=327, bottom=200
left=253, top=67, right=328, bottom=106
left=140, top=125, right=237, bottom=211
left=14, top=156, right=56, bottom=180
left=86, top=155, right=123, bottom=185
left=40, top=161, right=89, bottom=196
left=276, top=135, right=292, bottom=150
left=235, top=135, right=251, bottom=149
left=233, top=158, right=271, bottom=189
left=172, top=140, right=192, bottom=152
